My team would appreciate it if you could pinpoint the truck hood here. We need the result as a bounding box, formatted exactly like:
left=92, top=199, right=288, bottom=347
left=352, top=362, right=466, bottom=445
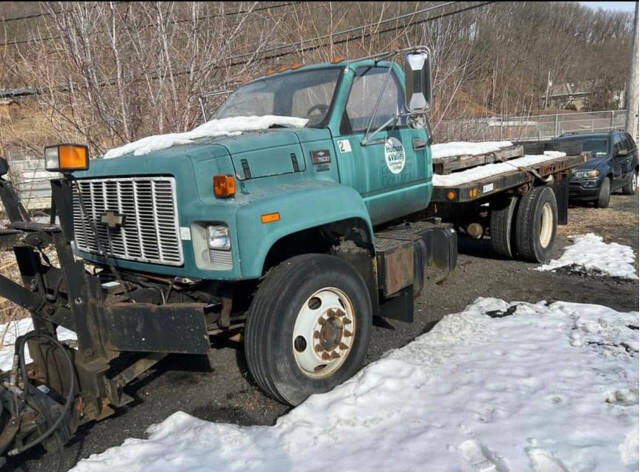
left=78, top=127, right=330, bottom=181
left=573, top=156, right=610, bottom=171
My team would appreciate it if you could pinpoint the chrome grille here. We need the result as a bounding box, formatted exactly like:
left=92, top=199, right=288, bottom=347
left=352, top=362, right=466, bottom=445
left=72, top=176, right=183, bottom=265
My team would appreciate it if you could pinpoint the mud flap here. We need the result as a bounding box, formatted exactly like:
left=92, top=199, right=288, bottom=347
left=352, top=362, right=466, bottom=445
left=552, top=174, right=569, bottom=225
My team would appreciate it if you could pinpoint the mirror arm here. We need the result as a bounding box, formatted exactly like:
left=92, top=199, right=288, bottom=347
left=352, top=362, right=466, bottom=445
left=361, top=113, right=409, bottom=146
left=424, top=113, right=433, bottom=146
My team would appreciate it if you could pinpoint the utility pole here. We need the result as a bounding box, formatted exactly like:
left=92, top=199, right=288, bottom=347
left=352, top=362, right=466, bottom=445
left=625, top=2, right=638, bottom=142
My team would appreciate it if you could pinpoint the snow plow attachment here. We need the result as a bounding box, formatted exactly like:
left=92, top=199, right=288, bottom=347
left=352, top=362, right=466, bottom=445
left=0, top=157, right=214, bottom=461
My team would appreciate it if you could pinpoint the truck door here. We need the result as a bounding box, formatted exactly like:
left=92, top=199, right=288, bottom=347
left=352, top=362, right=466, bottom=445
left=332, top=66, right=431, bottom=226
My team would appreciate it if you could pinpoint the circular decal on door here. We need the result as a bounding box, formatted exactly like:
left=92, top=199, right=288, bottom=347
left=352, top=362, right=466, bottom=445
left=384, top=137, right=406, bottom=174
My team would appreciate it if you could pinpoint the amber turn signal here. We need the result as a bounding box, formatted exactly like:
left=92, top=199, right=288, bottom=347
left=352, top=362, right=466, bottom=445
left=260, top=212, right=280, bottom=224
left=44, top=144, right=89, bottom=172
left=213, top=175, right=236, bottom=198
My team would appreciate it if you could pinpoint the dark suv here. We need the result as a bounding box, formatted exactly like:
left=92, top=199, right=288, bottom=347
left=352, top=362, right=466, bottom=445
left=555, top=130, right=638, bottom=208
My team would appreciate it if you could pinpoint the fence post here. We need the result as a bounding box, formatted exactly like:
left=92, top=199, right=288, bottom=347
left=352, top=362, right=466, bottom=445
left=554, top=114, right=559, bottom=138
left=610, top=110, right=614, bottom=131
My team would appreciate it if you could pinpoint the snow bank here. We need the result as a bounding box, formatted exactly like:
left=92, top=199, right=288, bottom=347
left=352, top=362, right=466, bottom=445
left=432, top=151, right=566, bottom=187
left=431, top=140, right=513, bottom=159
left=0, top=317, right=76, bottom=371
left=538, top=233, right=638, bottom=280
left=71, top=298, right=638, bottom=472
left=104, top=115, right=309, bottom=159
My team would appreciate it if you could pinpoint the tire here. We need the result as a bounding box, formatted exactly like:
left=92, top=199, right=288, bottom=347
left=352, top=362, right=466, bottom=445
left=244, top=254, right=372, bottom=406
left=622, top=171, right=638, bottom=195
left=514, top=186, right=558, bottom=263
left=490, top=195, right=518, bottom=259
left=596, top=177, right=611, bottom=208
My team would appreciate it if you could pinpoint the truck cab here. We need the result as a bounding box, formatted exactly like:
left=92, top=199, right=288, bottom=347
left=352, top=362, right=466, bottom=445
left=71, top=54, right=438, bottom=283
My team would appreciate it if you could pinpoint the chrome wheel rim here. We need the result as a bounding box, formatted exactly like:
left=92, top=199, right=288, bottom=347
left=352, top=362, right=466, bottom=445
left=539, top=203, right=553, bottom=248
left=632, top=173, right=637, bottom=193
left=292, top=287, right=356, bottom=378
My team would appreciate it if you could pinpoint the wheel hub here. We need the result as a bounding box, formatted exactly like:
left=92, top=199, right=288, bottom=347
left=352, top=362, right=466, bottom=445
left=292, top=288, right=356, bottom=378
left=539, top=202, right=553, bottom=248
left=317, top=309, right=346, bottom=352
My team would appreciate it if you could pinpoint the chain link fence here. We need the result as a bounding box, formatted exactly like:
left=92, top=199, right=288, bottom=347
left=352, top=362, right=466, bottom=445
left=436, top=109, right=627, bottom=143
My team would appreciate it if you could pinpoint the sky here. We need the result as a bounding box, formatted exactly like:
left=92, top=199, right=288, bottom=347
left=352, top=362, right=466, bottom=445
left=580, top=1, right=637, bottom=13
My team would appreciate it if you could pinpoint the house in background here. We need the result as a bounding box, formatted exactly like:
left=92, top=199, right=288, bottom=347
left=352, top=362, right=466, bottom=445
left=541, top=80, right=595, bottom=111
left=541, top=80, right=626, bottom=111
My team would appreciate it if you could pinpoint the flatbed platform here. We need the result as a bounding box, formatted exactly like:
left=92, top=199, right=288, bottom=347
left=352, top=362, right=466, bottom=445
left=431, top=152, right=587, bottom=203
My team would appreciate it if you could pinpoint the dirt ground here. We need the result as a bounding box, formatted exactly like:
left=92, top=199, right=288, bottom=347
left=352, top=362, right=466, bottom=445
left=5, top=193, right=639, bottom=472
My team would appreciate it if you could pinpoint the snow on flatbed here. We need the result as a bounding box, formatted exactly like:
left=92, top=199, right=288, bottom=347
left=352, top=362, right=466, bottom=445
left=432, top=151, right=566, bottom=187
left=431, top=140, right=514, bottom=159
left=69, top=298, right=638, bottom=472
left=104, top=115, right=308, bottom=159
left=538, top=233, right=638, bottom=280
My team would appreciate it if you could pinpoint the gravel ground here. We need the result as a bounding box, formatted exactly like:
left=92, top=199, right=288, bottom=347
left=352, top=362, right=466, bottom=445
left=6, top=193, right=639, bottom=472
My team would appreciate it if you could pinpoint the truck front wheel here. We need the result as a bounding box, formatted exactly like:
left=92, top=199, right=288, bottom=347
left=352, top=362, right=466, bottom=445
left=244, top=254, right=372, bottom=406
left=514, top=186, right=557, bottom=263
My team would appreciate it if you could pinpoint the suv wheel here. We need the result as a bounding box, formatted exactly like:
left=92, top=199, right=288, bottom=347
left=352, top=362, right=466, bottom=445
left=622, top=171, right=638, bottom=195
left=596, top=177, right=611, bottom=208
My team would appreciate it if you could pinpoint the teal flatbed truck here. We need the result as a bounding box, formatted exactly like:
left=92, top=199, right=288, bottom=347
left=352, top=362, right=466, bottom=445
left=0, top=47, right=585, bottom=457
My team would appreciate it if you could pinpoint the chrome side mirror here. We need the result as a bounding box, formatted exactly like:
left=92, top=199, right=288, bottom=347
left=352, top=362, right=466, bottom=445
left=403, top=50, right=432, bottom=113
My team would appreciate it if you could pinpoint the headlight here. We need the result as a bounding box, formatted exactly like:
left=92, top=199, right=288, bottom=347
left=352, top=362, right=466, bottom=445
left=574, top=169, right=600, bottom=179
left=207, top=225, right=231, bottom=250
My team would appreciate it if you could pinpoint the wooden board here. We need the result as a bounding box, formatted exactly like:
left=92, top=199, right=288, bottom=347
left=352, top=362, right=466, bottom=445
left=433, top=145, right=524, bottom=175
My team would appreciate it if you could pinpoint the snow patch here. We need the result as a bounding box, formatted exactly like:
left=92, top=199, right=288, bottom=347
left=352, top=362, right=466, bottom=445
left=538, top=233, right=638, bottom=280
left=104, top=115, right=308, bottom=159
left=431, top=141, right=514, bottom=159
left=0, top=317, right=76, bottom=372
left=432, top=151, right=566, bottom=187
left=71, top=298, right=639, bottom=472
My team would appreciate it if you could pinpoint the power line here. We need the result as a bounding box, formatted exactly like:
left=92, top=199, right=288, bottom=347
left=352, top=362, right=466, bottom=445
left=225, top=1, right=457, bottom=62
left=0, top=2, right=297, bottom=47
left=0, top=1, right=492, bottom=99
left=222, top=2, right=491, bottom=67
left=0, top=9, right=59, bottom=24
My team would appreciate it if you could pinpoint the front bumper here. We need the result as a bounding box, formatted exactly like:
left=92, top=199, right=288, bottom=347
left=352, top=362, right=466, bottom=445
left=569, top=179, right=600, bottom=200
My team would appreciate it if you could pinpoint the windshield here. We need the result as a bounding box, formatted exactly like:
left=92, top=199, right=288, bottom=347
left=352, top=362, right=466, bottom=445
left=564, top=138, right=609, bottom=158
left=215, top=68, right=342, bottom=127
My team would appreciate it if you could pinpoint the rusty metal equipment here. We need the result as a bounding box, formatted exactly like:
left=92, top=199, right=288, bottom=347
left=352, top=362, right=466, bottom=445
left=0, top=159, right=219, bottom=459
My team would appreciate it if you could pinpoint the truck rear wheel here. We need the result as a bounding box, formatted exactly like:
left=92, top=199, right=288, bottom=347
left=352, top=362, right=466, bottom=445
left=514, top=186, right=557, bottom=263
left=490, top=195, right=518, bottom=259
left=244, top=254, right=372, bottom=406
